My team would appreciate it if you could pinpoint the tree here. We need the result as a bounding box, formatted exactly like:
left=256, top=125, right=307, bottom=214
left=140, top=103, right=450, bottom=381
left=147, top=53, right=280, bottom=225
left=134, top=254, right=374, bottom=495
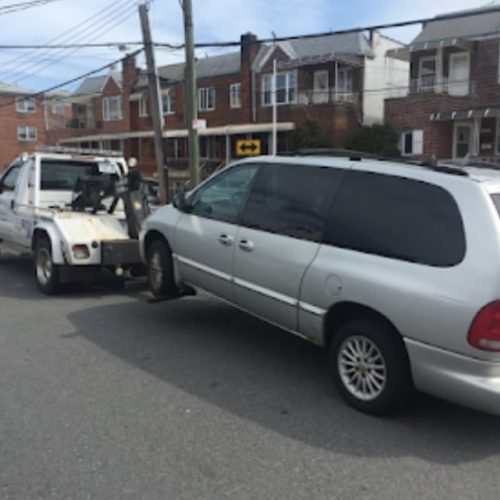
left=346, top=124, right=400, bottom=158
left=291, top=120, right=332, bottom=150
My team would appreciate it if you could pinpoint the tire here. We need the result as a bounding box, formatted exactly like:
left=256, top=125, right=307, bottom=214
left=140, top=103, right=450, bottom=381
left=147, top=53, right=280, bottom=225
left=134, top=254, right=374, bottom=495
left=329, top=319, right=413, bottom=415
left=34, top=236, right=61, bottom=295
left=146, top=238, right=178, bottom=297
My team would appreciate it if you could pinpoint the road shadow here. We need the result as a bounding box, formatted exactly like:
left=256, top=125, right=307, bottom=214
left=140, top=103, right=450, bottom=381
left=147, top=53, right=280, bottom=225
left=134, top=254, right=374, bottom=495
left=66, top=294, right=500, bottom=465
left=0, top=254, right=148, bottom=300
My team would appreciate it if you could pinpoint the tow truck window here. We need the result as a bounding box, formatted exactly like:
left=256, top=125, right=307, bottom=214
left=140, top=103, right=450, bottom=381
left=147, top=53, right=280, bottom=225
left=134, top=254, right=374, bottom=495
left=1, top=165, right=21, bottom=191
left=40, top=160, right=118, bottom=191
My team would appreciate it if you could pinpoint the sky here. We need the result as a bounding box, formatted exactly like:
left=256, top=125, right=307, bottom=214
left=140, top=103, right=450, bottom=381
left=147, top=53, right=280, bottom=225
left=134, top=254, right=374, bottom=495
left=0, top=0, right=494, bottom=92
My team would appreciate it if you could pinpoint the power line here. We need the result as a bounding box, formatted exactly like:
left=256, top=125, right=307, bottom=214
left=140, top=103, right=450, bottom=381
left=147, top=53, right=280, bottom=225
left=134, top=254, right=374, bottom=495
left=0, top=0, right=138, bottom=82
left=0, top=42, right=143, bottom=49
left=0, top=0, right=59, bottom=15
left=0, top=48, right=143, bottom=112
left=5, top=0, right=141, bottom=84
left=156, top=5, right=500, bottom=49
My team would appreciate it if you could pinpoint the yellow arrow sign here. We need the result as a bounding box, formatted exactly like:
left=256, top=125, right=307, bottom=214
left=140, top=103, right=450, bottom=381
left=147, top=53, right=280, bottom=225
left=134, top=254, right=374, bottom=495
left=236, top=139, right=261, bottom=157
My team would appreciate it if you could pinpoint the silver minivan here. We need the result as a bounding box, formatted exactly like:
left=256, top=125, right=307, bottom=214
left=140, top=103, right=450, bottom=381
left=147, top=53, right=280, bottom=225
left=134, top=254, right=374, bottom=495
left=140, top=155, right=500, bottom=415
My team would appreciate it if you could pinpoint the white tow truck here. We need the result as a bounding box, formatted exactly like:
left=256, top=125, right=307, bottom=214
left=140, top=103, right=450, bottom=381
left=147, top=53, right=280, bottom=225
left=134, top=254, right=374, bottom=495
left=0, top=147, right=149, bottom=294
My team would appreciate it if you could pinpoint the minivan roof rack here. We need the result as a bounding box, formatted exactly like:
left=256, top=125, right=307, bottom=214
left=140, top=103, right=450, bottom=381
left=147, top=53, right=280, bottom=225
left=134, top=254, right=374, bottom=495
left=290, top=148, right=469, bottom=177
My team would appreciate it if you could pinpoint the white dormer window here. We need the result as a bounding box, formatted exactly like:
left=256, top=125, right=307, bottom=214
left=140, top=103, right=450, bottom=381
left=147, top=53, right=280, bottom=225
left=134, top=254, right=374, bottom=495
left=139, top=95, right=148, bottom=117
left=103, top=96, right=122, bottom=121
left=16, top=97, right=36, bottom=113
left=262, top=71, right=296, bottom=106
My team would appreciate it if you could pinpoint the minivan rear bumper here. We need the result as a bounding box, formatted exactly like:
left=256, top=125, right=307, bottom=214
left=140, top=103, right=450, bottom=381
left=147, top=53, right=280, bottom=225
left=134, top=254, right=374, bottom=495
left=405, top=338, right=500, bottom=416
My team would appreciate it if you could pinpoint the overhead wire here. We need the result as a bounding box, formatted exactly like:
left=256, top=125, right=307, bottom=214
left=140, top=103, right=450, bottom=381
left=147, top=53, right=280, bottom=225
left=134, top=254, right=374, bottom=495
left=0, top=0, right=132, bottom=72
left=0, top=0, right=139, bottom=83
left=9, top=1, right=142, bottom=85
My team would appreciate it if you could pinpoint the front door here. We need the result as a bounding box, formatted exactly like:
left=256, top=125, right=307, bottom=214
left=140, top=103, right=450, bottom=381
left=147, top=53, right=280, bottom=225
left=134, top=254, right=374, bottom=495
left=454, top=123, right=472, bottom=159
left=233, top=163, right=344, bottom=332
left=449, top=53, right=470, bottom=96
left=174, top=163, right=259, bottom=302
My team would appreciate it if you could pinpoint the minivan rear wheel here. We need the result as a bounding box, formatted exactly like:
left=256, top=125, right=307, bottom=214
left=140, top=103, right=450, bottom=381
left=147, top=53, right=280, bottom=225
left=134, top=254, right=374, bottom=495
left=329, top=319, right=413, bottom=415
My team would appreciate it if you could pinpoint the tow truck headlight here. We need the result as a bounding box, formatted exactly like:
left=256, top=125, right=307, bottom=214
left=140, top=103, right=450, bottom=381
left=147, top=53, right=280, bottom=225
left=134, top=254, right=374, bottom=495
left=72, top=244, right=90, bottom=260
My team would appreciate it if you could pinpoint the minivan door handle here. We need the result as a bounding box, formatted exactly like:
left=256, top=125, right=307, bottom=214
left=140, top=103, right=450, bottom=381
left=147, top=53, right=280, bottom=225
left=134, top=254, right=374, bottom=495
left=239, top=239, right=255, bottom=252
left=219, top=234, right=234, bottom=246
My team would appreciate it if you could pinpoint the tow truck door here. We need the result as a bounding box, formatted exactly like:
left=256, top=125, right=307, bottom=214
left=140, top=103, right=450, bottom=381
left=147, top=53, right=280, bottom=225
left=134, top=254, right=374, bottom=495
left=0, top=164, right=22, bottom=243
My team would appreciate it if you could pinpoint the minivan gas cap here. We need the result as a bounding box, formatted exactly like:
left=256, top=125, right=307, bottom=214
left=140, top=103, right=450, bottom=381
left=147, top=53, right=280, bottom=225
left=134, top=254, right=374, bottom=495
left=325, top=274, right=342, bottom=296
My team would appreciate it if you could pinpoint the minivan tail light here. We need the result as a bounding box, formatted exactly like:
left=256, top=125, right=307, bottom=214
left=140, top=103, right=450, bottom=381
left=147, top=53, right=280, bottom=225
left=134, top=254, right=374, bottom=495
left=468, top=301, right=500, bottom=352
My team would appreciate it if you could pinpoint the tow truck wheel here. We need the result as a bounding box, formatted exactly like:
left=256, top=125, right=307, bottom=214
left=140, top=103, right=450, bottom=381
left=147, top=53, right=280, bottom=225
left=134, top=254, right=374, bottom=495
left=147, top=238, right=177, bottom=297
left=34, top=236, right=60, bottom=295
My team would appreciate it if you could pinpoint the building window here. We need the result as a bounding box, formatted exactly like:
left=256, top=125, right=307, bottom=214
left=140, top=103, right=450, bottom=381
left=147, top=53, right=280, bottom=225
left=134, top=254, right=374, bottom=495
left=262, top=72, right=296, bottom=106
left=199, top=87, right=215, bottom=111
left=418, top=56, right=436, bottom=92
left=337, top=69, right=353, bottom=97
left=17, top=126, right=37, bottom=141
left=51, top=100, right=65, bottom=115
left=102, top=139, right=123, bottom=152
left=139, top=95, right=148, bottom=117
left=16, top=97, right=36, bottom=113
left=229, top=83, right=241, bottom=108
left=102, top=96, right=122, bottom=121
left=400, top=130, right=424, bottom=156
left=162, top=90, right=175, bottom=115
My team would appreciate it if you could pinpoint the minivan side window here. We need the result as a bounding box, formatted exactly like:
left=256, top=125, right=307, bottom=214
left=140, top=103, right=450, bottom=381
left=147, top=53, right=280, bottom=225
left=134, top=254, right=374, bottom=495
left=189, top=164, right=258, bottom=224
left=241, top=164, right=344, bottom=241
left=324, top=171, right=466, bottom=267
left=1, top=165, right=21, bottom=192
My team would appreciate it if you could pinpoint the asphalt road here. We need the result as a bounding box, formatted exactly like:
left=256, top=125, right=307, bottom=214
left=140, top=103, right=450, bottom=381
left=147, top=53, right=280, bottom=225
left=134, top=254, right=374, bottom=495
left=1, top=255, right=500, bottom=500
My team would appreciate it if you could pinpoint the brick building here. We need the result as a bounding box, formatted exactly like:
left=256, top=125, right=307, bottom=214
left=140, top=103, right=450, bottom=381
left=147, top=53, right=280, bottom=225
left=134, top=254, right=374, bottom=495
left=0, top=83, right=70, bottom=169
left=385, top=6, right=500, bottom=161
left=51, top=31, right=407, bottom=182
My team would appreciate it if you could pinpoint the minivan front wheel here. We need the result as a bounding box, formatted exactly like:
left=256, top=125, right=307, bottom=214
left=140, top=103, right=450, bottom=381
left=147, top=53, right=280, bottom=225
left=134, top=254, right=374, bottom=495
left=329, top=319, right=412, bottom=415
left=146, top=238, right=178, bottom=297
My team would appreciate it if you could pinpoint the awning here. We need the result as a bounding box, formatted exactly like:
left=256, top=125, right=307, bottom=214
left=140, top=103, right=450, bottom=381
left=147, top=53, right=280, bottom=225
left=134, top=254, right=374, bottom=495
left=387, top=37, right=473, bottom=62
left=430, top=108, right=500, bottom=121
left=58, top=122, right=296, bottom=144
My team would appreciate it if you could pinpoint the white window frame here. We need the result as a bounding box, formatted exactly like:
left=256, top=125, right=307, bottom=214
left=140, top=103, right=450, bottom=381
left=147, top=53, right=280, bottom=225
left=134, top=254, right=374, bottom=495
left=400, top=130, right=423, bottom=157
left=495, top=118, right=500, bottom=156
left=229, top=83, right=241, bottom=109
left=261, top=71, right=297, bottom=106
left=51, top=100, right=65, bottom=115
left=162, top=90, right=175, bottom=115
left=139, top=95, right=148, bottom=117
left=16, top=96, right=36, bottom=113
left=199, top=87, right=215, bottom=111
left=17, top=125, right=37, bottom=142
left=418, top=56, right=437, bottom=92
left=448, top=52, right=470, bottom=97
left=102, top=95, right=122, bottom=121
left=498, top=41, right=500, bottom=84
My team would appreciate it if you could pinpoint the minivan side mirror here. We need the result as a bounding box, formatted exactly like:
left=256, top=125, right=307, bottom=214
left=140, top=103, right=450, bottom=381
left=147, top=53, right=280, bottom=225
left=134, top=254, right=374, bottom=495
left=173, top=192, right=191, bottom=212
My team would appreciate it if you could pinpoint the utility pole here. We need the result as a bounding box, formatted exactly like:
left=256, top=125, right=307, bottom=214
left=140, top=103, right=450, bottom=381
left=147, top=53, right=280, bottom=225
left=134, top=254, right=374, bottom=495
left=139, top=3, right=168, bottom=204
left=181, top=0, right=200, bottom=188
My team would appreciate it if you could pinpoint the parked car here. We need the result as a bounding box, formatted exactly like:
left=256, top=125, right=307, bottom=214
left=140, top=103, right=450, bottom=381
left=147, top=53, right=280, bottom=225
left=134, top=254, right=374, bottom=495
left=139, top=154, right=500, bottom=416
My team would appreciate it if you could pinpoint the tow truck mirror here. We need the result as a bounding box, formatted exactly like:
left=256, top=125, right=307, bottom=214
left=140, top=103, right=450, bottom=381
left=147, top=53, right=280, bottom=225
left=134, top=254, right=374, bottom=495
left=173, top=192, right=191, bottom=212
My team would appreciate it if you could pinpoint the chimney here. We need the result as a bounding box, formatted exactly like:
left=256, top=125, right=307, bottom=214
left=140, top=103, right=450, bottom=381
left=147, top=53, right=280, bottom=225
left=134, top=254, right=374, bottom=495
left=240, top=32, right=259, bottom=122
left=121, top=54, right=138, bottom=131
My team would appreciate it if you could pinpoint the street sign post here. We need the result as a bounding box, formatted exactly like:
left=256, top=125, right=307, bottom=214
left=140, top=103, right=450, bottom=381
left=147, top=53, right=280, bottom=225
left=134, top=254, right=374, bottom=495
left=236, top=139, right=261, bottom=157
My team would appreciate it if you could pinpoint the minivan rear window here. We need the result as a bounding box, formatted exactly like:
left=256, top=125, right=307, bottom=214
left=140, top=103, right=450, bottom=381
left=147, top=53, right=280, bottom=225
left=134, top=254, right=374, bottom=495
left=324, top=171, right=466, bottom=267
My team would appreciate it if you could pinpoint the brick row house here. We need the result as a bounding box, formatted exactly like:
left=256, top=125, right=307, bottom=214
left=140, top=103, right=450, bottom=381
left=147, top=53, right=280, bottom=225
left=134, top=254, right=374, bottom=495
left=49, top=30, right=407, bottom=183
left=0, top=83, right=70, bottom=169
left=385, top=6, right=500, bottom=161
